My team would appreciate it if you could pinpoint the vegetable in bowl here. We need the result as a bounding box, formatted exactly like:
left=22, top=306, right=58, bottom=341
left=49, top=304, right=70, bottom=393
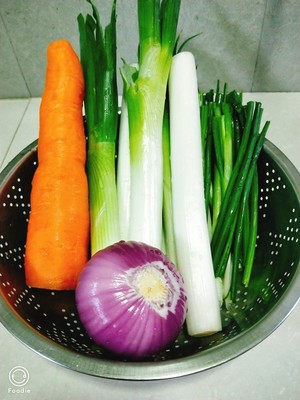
left=75, top=241, right=187, bottom=359
left=0, top=0, right=297, bottom=382
left=24, top=40, right=89, bottom=290
left=21, top=0, right=272, bottom=361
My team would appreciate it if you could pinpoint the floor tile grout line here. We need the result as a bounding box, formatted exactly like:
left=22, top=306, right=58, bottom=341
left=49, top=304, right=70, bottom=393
left=0, top=98, right=31, bottom=171
left=250, top=0, right=269, bottom=92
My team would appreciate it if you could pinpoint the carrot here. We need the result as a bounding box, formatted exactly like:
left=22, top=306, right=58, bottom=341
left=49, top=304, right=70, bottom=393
left=24, top=39, right=89, bottom=290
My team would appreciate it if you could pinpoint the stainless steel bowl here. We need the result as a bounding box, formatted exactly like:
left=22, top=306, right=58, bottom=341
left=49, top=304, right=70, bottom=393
left=0, top=139, right=299, bottom=380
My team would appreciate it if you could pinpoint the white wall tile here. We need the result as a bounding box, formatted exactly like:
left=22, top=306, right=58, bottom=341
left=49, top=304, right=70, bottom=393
left=0, top=16, right=30, bottom=98
left=177, top=0, right=267, bottom=92
left=252, top=0, right=300, bottom=91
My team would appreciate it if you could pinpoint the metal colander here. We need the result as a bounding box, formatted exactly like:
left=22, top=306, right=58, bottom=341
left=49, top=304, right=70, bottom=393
left=0, top=139, right=299, bottom=380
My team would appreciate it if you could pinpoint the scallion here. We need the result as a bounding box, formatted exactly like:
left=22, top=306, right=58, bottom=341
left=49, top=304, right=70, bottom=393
left=200, top=85, right=270, bottom=301
left=77, top=0, right=120, bottom=255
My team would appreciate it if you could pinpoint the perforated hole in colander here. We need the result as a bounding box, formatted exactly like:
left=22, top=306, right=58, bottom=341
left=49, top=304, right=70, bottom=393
left=0, top=139, right=299, bottom=368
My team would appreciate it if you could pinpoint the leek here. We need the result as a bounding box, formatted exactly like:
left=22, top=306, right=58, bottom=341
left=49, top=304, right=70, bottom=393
left=117, top=96, right=131, bottom=240
left=120, top=0, right=181, bottom=248
left=78, top=0, right=119, bottom=255
left=162, top=104, right=177, bottom=263
left=168, top=51, right=222, bottom=336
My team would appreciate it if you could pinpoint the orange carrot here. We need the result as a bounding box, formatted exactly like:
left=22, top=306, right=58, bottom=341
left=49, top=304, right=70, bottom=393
left=25, top=39, right=89, bottom=290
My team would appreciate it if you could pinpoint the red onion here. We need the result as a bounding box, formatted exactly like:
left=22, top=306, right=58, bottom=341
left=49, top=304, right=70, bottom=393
left=76, top=241, right=187, bottom=359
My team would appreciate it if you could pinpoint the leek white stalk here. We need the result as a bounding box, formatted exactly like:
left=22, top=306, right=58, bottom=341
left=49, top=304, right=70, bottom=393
left=162, top=106, right=177, bottom=264
left=126, top=85, right=164, bottom=248
left=117, top=96, right=131, bottom=240
left=121, top=0, right=181, bottom=249
left=168, top=51, right=222, bottom=336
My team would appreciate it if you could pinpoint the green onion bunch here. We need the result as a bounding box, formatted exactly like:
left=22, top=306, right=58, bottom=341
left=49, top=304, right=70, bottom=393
left=200, top=83, right=270, bottom=301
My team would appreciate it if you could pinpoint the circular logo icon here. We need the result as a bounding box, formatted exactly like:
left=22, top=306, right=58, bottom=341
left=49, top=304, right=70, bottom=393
left=8, top=366, right=30, bottom=387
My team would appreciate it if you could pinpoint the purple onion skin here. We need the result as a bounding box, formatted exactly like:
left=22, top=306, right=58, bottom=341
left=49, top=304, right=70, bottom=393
left=76, top=241, right=187, bottom=359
